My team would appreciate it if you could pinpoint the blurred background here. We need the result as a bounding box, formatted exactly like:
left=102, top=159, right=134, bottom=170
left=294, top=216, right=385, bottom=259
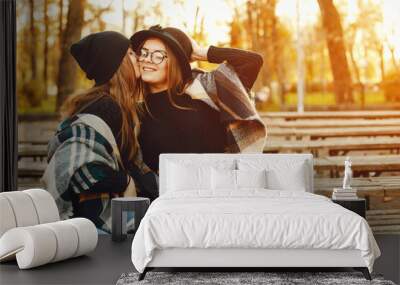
left=16, top=0, right=400, bottom=234
left=16, top=0, right=400, bottom=113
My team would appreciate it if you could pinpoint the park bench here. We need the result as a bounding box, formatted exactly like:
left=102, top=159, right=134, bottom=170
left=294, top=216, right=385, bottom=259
left=314, top=154, right=400, bottom=177
left=18, top=140, right=49, bottom=145
left=263, top=137, right=400, bottom=156
left=315, top=176, right=400, bottom=195
left=260, top=110, right=400, bottom=121
left=17, top=179, right=44, bottom=190
left=18, top=168, right=45, bottom=179
left=267, top=126, right=400, bottom=140
left=315, top=176, right=400, bottom=234
left=367, top=209, right=400, bottom=234
left=263, top=118, right=400, bottom=129
left=18, top=144, right=48, bottom=161
left=18, top=160, right=46, bottom=179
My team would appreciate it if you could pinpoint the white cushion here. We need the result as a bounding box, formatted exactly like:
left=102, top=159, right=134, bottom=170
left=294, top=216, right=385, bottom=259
left=236, top=169, right=268, bottom=189
left=165, top=158, right=236, bottom=193
left=159, top=154, right=313, bottom=195
left=211, top=169, right=237, bottom=190
left=65, top=218, right=98, bottom=257
left=0, top=191, right=39, bottom=227
left=23, top=189, right=60, bottom=224
left=0, top=196, right=17, bottom=237
left=211, top=169, right=268, bottom=190
left=167, top=162, right=211, bottom=191
left=0, top=189, right=60, bottom=238
left=42, top=221, right=79, bottom=262
left=0, top=189, right=98, bottom=269
left=266, top=167, right=307, bottom=191
left=0, top=218, right=97, bottom=269
left=237, top=159, right=308, bottom=191
left=166, top=157, right=236, bottom=170
left=0, top=226, right=57, bottom=269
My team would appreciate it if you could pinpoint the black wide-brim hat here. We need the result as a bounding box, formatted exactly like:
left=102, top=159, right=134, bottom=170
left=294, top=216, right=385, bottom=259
left=130, top=25, right=193, bottom=84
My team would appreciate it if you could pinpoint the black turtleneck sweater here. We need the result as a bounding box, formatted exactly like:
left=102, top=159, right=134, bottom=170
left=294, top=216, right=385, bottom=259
left=139, top=46, right=263, bottom=172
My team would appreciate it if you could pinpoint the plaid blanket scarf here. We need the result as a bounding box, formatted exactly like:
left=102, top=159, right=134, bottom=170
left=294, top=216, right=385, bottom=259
left=41, top=114, right=132, bottom=232
left=187, top=63, right=267, bottom=152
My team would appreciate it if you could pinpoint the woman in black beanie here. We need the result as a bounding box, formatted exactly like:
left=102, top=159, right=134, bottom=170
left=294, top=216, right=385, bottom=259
left=130, top=25, right=267, bottom=173
left=42, top=31, right=158, bottom=233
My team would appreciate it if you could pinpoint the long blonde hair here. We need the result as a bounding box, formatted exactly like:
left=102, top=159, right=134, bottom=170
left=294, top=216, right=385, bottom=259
left=61, top=53, right=142, bottom=165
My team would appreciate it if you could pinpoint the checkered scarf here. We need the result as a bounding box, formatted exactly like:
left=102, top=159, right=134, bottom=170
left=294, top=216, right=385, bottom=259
left=41, top=114, right=132, bottom=232
left=186, top=63, right=267, bottom=152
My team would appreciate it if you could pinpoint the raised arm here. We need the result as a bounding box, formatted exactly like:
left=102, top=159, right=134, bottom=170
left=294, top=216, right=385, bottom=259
left=190, top=39, right=263, bottom=91
left=208, top=46, right=263, bottom=90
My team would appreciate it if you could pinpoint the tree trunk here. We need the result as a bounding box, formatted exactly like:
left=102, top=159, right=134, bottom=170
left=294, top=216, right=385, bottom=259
left=59, top=0, right=64, bottom=45
left=229, top=7, right=242, bottom=47
left=269, top=0, right=284, bottom=106
left=349, top=43, right=364, bottom=107
left=317, top=0, right=353, bottom=104
left=43, top=0, right=49, bottom=99
left=247, top=1, right=257, bottom=51
left=378, top=45, right=385, bottom=82
left=56, top=0, right=85, bottom=111
left=29, top=0, right=37, bottom=80
left=24, top=0, right=42, bottom=107
left=389, top=46, right=399, bottom=72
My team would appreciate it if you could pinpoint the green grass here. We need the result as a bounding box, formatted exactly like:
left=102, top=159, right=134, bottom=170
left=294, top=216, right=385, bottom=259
left=284, top=91, right=386, bottom=106
left=285, top=92, right=336, bottom=106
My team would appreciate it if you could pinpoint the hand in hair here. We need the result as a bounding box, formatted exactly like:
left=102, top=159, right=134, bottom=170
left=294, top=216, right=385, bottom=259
left=189, top=36, right=209, bottom=62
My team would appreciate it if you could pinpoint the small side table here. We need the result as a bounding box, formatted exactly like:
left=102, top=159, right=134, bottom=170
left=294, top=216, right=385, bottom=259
left=111, top=197, right=150, bottom=242
left=332, top=198, right=366, bottom=218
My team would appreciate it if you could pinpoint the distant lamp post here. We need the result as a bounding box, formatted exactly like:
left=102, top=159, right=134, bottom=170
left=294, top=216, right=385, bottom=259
left=296, top=0, right=304, bottom=113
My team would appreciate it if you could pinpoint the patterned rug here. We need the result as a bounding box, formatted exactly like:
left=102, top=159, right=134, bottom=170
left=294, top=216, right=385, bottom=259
left=116, top=271, right=396, bottom=285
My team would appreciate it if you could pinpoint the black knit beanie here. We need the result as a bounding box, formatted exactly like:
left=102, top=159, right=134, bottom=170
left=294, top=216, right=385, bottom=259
left=130, top=25, right=193, bottom=84
left=70, top=31, right=131, bottom=86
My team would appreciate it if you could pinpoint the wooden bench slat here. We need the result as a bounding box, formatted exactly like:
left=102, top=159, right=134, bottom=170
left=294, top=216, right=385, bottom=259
left=371, top=225, right=400, bottom=232
left=367, top=209, right=400, bottom=215
left=264, top=137, right=400, bottom=153
left=18, top=169, right=44, bottom=178
left=264, top=118, right=400, bottom=128
left=268, top=126, right=400, bottom=138
left=368, top=219, right=400, bottom=226
left=260, top=111, right=400, bottom=120
left=367, top=215, right=400, bottom=220
left=314, top=176, right=400, bottom=197
left=314, top=155, right=400, bottom=173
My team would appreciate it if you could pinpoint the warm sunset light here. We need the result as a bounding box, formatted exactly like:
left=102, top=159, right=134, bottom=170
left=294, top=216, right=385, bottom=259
left=15, top=0, right=400, bottom=112
left=100, top=0, right=400, bottom=61
left=3, top=1, right=400, bottom=283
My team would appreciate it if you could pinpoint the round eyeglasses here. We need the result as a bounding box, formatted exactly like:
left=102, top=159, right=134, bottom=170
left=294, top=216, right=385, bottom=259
left=137, top=48, right=168, bottom=65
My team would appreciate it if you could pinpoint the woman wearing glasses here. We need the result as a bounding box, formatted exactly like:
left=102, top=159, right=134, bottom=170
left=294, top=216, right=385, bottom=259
left=130, top=25, right=267, bottom=173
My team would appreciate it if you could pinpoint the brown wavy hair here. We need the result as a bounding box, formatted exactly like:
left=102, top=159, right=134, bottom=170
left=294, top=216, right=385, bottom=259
left=61, top=52, right=142, bottom=165
left=142, top=40, right=193, bottom=112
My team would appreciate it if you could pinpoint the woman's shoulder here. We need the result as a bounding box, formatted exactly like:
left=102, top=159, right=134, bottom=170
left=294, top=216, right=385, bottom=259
left=80, top=94, right=122, bottom=134
left=88, top=94, right=120, bottom=109
left=81, top=95, right=120, bottom=115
